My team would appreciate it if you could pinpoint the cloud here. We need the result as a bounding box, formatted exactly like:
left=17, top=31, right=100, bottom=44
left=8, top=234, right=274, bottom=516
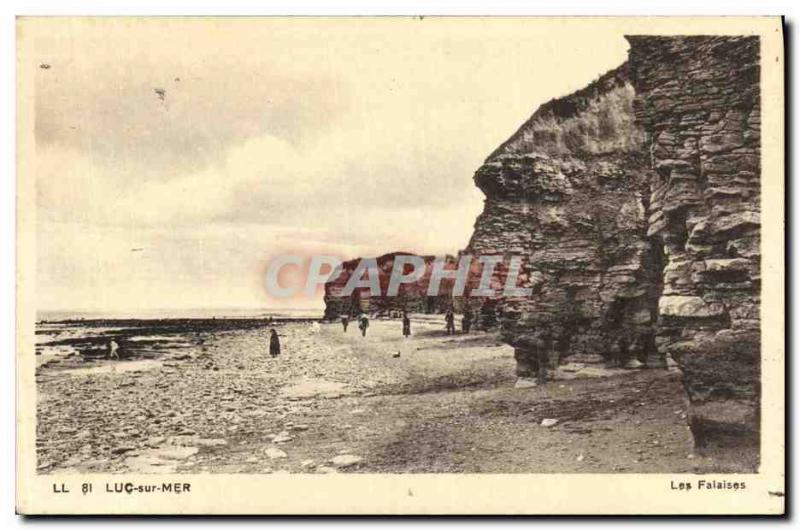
left=30, top=18, right=631, bottom=311
left=36, top=117, right=486, bottom=239
left=34, top=26, right=346, bottom=179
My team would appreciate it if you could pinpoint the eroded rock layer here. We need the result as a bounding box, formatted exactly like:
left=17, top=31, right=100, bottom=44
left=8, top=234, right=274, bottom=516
left=323, top=252, right=454, bottom=319
left=465, top=36, right=761, bottom=451
left=464, top=64, right=664, bottom=372
left=627, top=36, right=761, bottom=448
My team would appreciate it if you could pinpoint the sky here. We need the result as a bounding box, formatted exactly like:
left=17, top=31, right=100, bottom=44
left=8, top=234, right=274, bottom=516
left=29, top=18, right=630, bottom=312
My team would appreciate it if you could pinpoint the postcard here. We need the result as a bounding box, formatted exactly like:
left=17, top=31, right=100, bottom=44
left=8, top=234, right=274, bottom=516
left=16, top=16, right=785, bottom=515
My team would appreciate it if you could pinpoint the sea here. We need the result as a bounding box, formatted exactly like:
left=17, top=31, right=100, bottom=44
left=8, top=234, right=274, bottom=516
left=37, top=307, right=322, bottom=322
left=35, top=307, right=322, bottom=369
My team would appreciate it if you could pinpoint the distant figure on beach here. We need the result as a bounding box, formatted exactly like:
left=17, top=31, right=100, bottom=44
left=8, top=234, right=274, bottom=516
left=358, top=313, right=369, bottom=338
left=402, top=312, right=411, bottom=338
left=269, top=329, right=281, bottom=357
left=536, top=331, right=552, bottom=385
left=445, top=309, right=455, bottom=335
left=107, top=339, right=119, bottom=360
left=310, top=321, right=321, bottom=334
left=341, top=315, right=349, bottom=332
left=462, top=309, right=473, bottom=333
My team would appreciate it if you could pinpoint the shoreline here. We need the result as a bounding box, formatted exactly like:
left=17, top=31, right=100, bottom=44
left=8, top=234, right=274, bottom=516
left=35, top=318, right=756, bottom=475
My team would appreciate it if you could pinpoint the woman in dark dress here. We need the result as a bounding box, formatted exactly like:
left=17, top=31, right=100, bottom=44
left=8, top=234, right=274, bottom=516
left=269, top=329, right=281, bottom=357
left=358, top=313, right=369, bottom=338
left=402, top=312, right=411, bottom=338
left=461, top=308, right=473, bottom=333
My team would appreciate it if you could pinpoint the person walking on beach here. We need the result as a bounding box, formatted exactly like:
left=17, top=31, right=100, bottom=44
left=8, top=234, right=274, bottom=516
left=341, top=315, right=349, bottom=332
left=445, top=309, right=455, bottom=335
left=462, top=308, right=473, bottom=333
left=107, top=339, right=120, bottom=360
left=269, top=329, right=281, bottom=358
left=358, top=313, right=369, bottom=338
left=535, top=331, right=553, bottom=385
left=402, top=312, right=411, bottom=338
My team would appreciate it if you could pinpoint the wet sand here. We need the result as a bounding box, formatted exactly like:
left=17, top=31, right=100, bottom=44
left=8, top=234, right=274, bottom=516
left=36, top=317, right=752, bottom=474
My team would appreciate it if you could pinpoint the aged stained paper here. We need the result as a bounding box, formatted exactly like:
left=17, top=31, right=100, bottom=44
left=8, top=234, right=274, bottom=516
left=17, top=17, right=784, bottom=515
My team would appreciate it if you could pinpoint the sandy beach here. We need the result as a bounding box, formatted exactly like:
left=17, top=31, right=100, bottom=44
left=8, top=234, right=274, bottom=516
left=36, top=316, right=754, bottom=474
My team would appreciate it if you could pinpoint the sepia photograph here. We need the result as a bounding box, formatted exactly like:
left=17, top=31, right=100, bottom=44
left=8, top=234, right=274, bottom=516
left=14, top=15, right=785, bottom=515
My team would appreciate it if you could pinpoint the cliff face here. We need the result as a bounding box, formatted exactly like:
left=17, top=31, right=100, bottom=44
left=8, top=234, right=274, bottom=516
left=627, top=36, right=761, bottom=448
left=465, top=64, right=664, bottom=373
left=323, top=252, right=454, bottom=319
left=466, top=36, right=761, bottom=450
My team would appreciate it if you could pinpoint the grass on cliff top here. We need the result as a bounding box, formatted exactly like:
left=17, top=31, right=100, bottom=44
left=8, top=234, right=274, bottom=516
left=497, top=84, right=645, bottom=159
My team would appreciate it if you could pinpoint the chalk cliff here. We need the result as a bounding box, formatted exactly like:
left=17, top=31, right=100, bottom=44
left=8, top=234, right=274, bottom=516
left=465, top=36, right=761, bottom=451
left=464, top=63, right=664, bottom=373
left=627, top=36, right=761, bottom=449
left=323, top=252, right=454, bottom=319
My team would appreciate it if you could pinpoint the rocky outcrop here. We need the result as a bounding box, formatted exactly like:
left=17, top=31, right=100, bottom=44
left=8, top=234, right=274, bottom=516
left=627, top=36, right=761, bottom=449
left=464, top=63, right=664, bottom=373
left=465, top=36, right=761, bottom=452
left=323, top=252, right=454, bottom=319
